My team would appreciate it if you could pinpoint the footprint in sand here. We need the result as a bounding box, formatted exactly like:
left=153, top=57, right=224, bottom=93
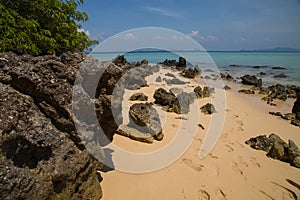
left=208, top=153, right=218, bottom=159
left=225, top=144, right=234, bottom=152
left=235, top=141, right=245, bottom=148
left=182, top=158, right=203, bottom=172
left=198, top=189, right=210, bottom=200
left=250, top=157, right=261, bottom=167
left=215, top=188, right=227, bottom=200
left=236, top=120, right=244, bottom=131
left=237, top=156, right=249, bottom=167
left=232, top=162, right=247, bottom=181
left=271, top=182, right=298, bottom=200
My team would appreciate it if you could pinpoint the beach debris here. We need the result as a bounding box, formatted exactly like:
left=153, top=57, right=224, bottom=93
left=238, top=89, right=255, bottom=94
left=198, top=124, right=205, bottom=130
left=200, top=103, right=216, bottom=114
left=129, top=93, right=148, bottom=101
left=224, top=85, right=231, bottom=90
left=155, top=76, right=162, bottom=82
left=274, top=73, right=288, bottom=78
left=245, top=134, right=300, bottom=168
left=240, top=75, right=262, bottom=86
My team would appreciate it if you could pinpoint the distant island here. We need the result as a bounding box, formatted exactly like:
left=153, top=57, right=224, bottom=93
left=240, top=47, right=300, bottom=52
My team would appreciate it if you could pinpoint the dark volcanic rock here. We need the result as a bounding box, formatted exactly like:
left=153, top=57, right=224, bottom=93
left=181, top=67, right=200, bottom=79
left=154, top=88, right=180, bottom=113
left=129, top=93, right=148, bottom=101
left=238, top=89, right=255, bottom=94
left=200, top=103, right=216, bottom=114
left=272, top=66, right=286, bottom=70
left=274, top=73, right=288, bottom=78
left=292, top=89, right=300, bottom=120
left=252, top=65, right=268, bottom=69
left=177, top=56, right=187, bottom=70
left=224, top=85, right=231, bottom=90
left=113, top=55, right=127, bottom=66
left=165, top=72, right=176, bottom=78
left=241, top=75, right=262, bottom=86
left=203, top=86, right=215, bottom=97
left=0, top=52, right=104, bottom=199
left=245, top=135, right=274, bottom=152
left=246, top=134, right=300, bottom=168
left=194, top=86, right=203, bottom=98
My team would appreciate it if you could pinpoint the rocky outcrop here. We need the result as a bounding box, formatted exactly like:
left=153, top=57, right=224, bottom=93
left=0, top=52, right=104, bottom=199
left=220, top=73, right=234, bottom=81
left=155, top=76, right=162, bottom=82
left=274, top=73, right=288, bottom=78
left=165, top=72, right=176, bottom=78
left=163, top=77, right=187, bottom=85
left=117, top=103, right=163, bottom=143
left=129, top=93, right=148, bottom=101
left=241, top=75, right=262, bottom=86
left=245, top=134, right=300, bottom=168
left=194, top=86, right=214, bottom=98
left=292, top=89, right=300, bottom=120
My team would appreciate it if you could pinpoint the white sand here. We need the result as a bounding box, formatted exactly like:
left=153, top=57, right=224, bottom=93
left=100, top=68, right=300, bottom=200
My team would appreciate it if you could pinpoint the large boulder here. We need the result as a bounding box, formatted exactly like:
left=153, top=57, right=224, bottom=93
left=176, top=56, right=187, bottom=70
left=200, top=103, right=216, bottom=114
left=117, top=103, right=163, bottom=143
left=0, top=52, right=104, bottom=199
left=245, top=135, right=274, bottom=152
left=241, top=75, right=262, bottom=86
left=153, top=88, right=181, bottom=114
left=181, top=67, right=200, bottom=79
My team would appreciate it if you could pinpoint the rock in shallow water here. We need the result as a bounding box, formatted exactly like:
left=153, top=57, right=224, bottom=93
left=241, top=75, right=262, bottom=86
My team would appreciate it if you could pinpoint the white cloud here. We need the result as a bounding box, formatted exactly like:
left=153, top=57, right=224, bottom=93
left=77, top=28, right=90, bottom=36
left=187, top=30, right=199, bottom=38
left=144, top=6, right=182, bottom=17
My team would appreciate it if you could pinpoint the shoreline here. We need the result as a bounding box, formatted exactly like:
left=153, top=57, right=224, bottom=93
left=100, top=64, right=300, bottom=200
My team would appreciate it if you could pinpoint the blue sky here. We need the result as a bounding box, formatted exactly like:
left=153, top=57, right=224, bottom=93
left=79, top=0, right=300, bottom=51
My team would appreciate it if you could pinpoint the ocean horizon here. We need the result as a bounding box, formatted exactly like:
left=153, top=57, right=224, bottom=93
left=91, top=51, right=300, bottom=87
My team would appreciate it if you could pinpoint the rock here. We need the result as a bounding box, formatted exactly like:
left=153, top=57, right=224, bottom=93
left=245, top=135, right=274, bottom=152
left=274, top=73, right=288, bottom=78
left=282, top=113, right=296, bottom=120
left=0, top=52, right=103, bottom=199
left=241, top=75, right=262, bottom=86
left=112, top=55, right=126, bottom=66
left=129, top=93, right=148, bottom=101
left=160, top=59, right=178, bottom=67
left=291, top=119, right=300, bottom=127
left=267, top=134, right=290, bottom=162
left=155, top=76, right=162, bottom=82
left=127, top=103, right=163, bottom=141
left=165, top=72, right=176, bottom=78
left=117, top=125, right=154, bottom=143
left=269, top=111, right=283, bottom=117
left=164, top=77, right=186, bottom=85
left=238, top=89, right=255, bottom=94
left=246, top=134, right=300, bottom=168
left=177, top=56, right=187, bottom=70
left=259, top=72, right=266, bottom=75
left=253, top=65, right=268, bottom=69
left=268, top=84, right=288, bottom=101
left=203, top=86, right=214, bottom=97
left=258, top=87, right=269, bottom=95
left=292, top=89, right=300, bottom=120
left=200, top=103, right=216, bottom=114
left=229, top=64, right=239, bottom=67
left=170, top=88, right=184, bottom=94
left=176, top=92, right=195, bottom=114
left=224, top=85, right=231, bottom=90
left=198, top=124, right=205, bottom=130
left=272, top=66, right=286, bottom=70
left=181, top=68, right=200, bottom=79
left=194, top=86, right=203, bottom=98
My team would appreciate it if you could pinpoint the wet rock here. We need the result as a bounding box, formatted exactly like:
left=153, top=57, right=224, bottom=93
left=253, top=65, right=268, bottom=69
left=155, top=76, right=162, bottom=82
left=129, top=93, right=148, bottom=101
left=274, top=73, right=288, bottom=78
left=258, top=87, right=270, bottom=95
left=241, top=75, right=262, bottom=86
left=259, top=72, right=266, bottom=75
left=238, top=89, right=255, bottom=94
left=200, top=103, right=216, bottom=114
left=268, top=84, right=288, bottom=101
left=181, top=67, right=200, bottom=79
left=272, top=66, right=286, bottom=70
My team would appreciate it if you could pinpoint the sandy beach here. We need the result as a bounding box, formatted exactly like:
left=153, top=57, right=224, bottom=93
left=100, top=67, right=300, bottom=200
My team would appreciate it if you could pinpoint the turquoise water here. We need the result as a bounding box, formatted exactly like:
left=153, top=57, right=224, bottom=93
left=91, top=51, right=300, bottom=86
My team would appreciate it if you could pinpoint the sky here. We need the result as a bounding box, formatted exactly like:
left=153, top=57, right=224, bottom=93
left=78, top=0, right=300, bottom=51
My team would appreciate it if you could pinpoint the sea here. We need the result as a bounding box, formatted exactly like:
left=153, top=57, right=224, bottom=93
left=90, top=51, right=300, bottom=87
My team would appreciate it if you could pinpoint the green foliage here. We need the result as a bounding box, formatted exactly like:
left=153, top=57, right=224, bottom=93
left=0, top=0, right=98, bottom=55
